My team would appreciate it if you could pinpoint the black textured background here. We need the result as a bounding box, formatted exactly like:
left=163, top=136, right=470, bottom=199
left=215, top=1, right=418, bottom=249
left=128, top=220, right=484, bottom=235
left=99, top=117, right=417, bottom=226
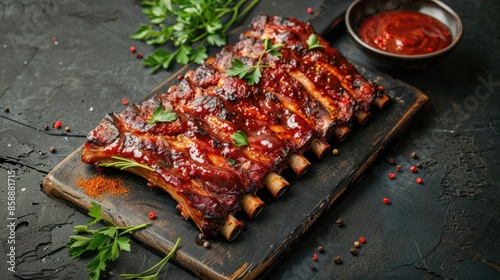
left=1, top=0, right=499, bottom=279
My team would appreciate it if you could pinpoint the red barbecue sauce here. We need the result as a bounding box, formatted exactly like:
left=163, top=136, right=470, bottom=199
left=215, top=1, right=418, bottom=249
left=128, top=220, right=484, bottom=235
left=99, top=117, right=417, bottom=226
left=358, top=10, right=452, bottom=55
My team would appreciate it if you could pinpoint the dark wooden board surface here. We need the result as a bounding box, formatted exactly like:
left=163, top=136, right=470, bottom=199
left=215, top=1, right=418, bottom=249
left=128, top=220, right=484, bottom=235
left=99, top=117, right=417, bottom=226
left=43, top=61, right=428, bottom=279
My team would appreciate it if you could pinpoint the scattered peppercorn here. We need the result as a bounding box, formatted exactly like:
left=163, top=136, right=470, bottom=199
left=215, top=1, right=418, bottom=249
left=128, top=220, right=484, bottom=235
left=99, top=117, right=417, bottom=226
left=307, top=7, right=313, bottom=14
left=177, top=75, right=184, bottom=80
left=417, top=163, right=423, bottom=169
left=130, top=46, right=136, bottom=53
left=4, top=107, right=10, bottom=113
left=310, top=264, right=317, bottom=271
left=203, top=241, right=210, bottom=248
left=122, top=98, right=129, bottom=105
left=416, top=177, right=424, bottom=184
left=388, top=173, right=396, bottom=179
left=52, top=36, right=57, bottom=42
left=148, top=211, right=156, bottom=220
left=387, top=157, right=395, bottom=165
left=312, top=253, right=318, bottom=261
left=334, top=256, right=342, bottom=264
left=317, top=246, right=325, bottom=253
left=396, top=165, right=401, bottom=172
left=410, top=165, right=417, bottom=173
left=332, top=148, right=339, bottom=156
left=136, top=52, right=143, bottom=59
left=354, top=241, right=360, bottom=247
left=359, top=237, right=366, bottom=244
left=335, top=218, right=345, bottom=227
left=43, top=125, right=49, bottom=131
left=49, top=147, right=56, bottom=153
left=350, top=248, right=358, bottom=255
left=64, top=126, right=71, bottom=132
left=54, top=120, right=62, bottom=129
left=382, top=197, right=390, bottom=205
left=377, top=85, right=385, bottom=92
left=411, top=152, right=417, bottom=159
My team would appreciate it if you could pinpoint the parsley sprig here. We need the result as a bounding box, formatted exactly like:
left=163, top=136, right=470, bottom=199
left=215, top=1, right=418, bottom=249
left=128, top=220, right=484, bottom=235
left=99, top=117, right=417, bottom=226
left=67, top=202, right=150, bottom=280
left=226, top=38, right=284, bottom=85
left=149, top=105, right=178, bottom=124
left=306, top=34, right=325, bottom=50
left=132, top=0, right=261, bottom=73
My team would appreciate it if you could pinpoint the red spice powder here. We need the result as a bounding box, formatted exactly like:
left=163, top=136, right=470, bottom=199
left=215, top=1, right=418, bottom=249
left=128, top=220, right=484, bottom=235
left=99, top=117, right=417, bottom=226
left=77, top=175, right=128, bottom=198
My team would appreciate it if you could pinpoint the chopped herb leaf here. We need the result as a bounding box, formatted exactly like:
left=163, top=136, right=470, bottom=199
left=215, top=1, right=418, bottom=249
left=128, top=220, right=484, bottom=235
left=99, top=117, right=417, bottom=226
left=306, top=34, right=326, bottom=50
left=231, top=130, right=249, bottom=147
left=149, top=105, right=178, bottom=124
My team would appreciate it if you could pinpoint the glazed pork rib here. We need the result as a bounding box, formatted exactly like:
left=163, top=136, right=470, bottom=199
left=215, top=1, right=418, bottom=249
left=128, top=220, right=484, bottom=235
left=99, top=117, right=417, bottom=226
left=81, top=15, right=389, bottom=240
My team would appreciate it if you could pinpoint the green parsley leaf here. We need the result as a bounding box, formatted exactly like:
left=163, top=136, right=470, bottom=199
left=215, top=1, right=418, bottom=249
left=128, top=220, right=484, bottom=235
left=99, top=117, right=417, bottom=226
left=88, top=201, right=103, bottom=225
left=116, top=237, right=131, bottom=252
left=87, top=233, right=111, bottom=250
left=246, top=68, right=261, bottom=86
left=232, top=130, right=249, bottom=147
left=87, top=256, right=106, bottom=280
left=306, top=34, right=325, bottom=50
left=142, top=49, right=176, bottom=74
left=68, top=235, right=91, bottom=248
left=176, top=44, right=192, bottom=65
left=149, top=105, right=178, bottom=124
left=130, top=24, right=153, bottom=40
left=226, top=59, right=252, bottom=79
left=207, top=33, right=226, bottom=47
left=190, top=45, right=208, bottom=64
left=265, top=39, right=284, bottom=56
left=68, top=246, right=88, bottom=259
left=228, top=158, right=237, bottom=166
left=98, top=226, right=118, bottom=238
left=110, top=242, right=120, bottom=261
left=206, top=18, right=223, bottom=34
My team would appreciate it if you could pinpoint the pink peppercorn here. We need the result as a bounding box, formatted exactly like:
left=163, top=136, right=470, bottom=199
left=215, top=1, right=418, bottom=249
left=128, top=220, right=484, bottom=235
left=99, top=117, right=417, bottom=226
left=54, top=120, right=62, bottom=129
left=312, top=253, right=318, bottom=261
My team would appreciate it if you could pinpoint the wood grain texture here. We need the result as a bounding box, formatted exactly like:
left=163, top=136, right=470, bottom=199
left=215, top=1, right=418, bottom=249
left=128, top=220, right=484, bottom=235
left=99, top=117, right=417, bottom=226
left=43, top=62, right=428, bottom=279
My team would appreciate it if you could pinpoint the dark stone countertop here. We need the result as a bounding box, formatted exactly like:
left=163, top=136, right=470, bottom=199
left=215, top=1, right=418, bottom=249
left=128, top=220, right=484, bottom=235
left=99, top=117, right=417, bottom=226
left=1, top=0, right=499, bottom=279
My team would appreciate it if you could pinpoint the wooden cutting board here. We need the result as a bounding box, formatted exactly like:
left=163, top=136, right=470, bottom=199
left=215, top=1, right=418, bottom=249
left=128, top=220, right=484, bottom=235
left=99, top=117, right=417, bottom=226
left=43, top=66, right=428, bottom=280
left=42, top=5, right=429, bottom=279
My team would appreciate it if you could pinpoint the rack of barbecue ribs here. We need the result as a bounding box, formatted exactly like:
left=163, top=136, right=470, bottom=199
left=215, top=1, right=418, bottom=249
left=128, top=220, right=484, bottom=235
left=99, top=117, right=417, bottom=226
left=81, top=14, right=390, bottom=241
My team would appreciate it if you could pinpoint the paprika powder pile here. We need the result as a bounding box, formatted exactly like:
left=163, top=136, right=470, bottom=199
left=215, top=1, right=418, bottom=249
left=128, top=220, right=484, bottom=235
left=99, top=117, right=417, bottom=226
left=77, top=175, right=128, bottom=198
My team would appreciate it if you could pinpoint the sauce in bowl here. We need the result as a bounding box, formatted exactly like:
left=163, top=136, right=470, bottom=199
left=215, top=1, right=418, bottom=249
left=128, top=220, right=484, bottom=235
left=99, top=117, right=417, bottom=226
left=358, top=10, right=452, bottom=55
